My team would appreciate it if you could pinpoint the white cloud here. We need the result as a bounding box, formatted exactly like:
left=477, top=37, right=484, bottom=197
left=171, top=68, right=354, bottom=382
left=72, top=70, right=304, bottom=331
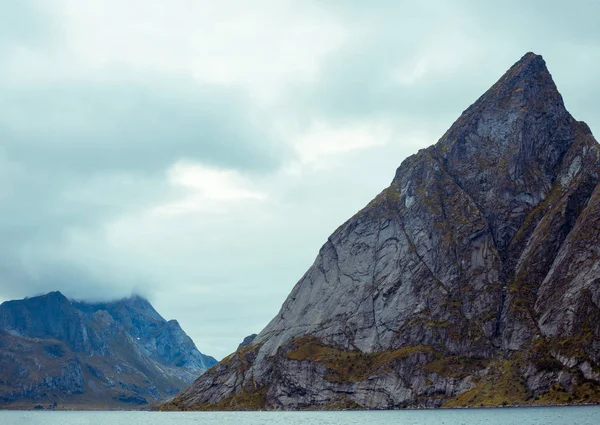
left=287, top=120, right=391, bottom=169
left=52, top=0, right=346, bottom=103
left=392, top=27, right=482, bottom=86
left=155, top=161, right=267, bottom=215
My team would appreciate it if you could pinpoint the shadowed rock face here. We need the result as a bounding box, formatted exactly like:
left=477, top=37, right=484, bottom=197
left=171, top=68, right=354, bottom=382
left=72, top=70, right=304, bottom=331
left=164, top=53, right=600, bottom=411
left=0, top=292, right=216, bottom=409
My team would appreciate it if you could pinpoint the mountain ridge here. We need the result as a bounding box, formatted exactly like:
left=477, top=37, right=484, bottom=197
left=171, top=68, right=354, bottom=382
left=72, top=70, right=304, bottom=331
left=0, top=291, right=216, bottom=409
left=164, top=52, right=600, bottom=410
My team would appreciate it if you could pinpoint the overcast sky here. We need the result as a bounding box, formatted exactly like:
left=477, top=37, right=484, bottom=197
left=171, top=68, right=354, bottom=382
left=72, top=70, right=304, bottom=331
left=0, top=0, right=599, bottom=359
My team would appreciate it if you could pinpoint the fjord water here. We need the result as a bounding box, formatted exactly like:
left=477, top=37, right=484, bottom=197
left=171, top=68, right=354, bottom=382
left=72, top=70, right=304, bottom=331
left=1, top=407, right=599, bottom=425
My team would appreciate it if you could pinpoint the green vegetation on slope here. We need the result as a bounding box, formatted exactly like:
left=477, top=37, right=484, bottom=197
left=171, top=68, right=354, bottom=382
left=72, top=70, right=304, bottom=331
left=286, top=336, right=434, bottom=383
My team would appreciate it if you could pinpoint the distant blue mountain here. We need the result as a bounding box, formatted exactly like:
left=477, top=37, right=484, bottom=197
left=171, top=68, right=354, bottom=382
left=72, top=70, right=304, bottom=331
left=0, top=291, right=216, bottom=409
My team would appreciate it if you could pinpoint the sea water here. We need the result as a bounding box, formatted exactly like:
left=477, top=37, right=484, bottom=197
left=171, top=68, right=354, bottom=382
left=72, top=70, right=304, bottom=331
left=0, top=406, right=599, bottom=425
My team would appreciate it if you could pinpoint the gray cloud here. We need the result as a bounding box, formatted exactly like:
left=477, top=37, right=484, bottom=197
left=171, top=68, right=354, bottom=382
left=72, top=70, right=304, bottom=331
left=0, top=80, right=284, bottom=174
left=0, top=1, right=55, bottom=50
left=294, top=0, right=600, bottom=135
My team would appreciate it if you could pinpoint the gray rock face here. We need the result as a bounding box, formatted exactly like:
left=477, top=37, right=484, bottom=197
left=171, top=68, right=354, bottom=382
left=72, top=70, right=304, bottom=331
left=238, top=334, right=257, bottom=350
left=0, top=291, right=216, bottom=408
left=166, top=52, right=600, bottom=411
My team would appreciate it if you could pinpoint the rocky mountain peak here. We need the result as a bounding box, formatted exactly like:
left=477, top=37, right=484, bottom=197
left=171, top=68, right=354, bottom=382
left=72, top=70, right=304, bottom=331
left=392, top=52, right=583, bottom=254
left=164, top=53, right=600, bottom=411
left=43, top=290, right=69, bottom=300
left=13, top=291, right=69, bottom=307
left=437, top=52, right=570, bottom=156
left=480, top=52, right=562, bottom=109
left=112, top=294, right=164, bottom=324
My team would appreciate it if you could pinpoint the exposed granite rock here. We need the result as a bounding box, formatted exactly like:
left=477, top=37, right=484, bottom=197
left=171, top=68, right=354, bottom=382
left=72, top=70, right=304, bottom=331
left=238, top=334, right=258, bottom=350
left=0, top=292, right=216, bottom=409
left=164, top=52, right=600, bottom=411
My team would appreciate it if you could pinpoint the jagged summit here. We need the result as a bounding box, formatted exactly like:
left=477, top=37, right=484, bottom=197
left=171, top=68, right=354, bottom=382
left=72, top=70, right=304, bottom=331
left=165, top=53, right=600, bottom=411
left=436, top=52, right=563, bottom=130
left=2, top=290, right=69, bottom=304
left=396, top=51, right=583, bottom=254
left=395, top=52, right=571, bottom=180
left=478, top=52, right=562, bottom=108
left=45, top=290, right=68, bottom=298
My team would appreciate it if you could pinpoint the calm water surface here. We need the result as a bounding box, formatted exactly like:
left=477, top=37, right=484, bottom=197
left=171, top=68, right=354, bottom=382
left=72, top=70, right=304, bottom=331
left=1, top=406, right=599, bottom=425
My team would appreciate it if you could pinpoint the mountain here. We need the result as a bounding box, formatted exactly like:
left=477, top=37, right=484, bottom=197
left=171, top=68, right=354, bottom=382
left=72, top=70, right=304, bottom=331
left=0, top=291, right=216, bottom=409
left=164, top=53, right=600, bottom=410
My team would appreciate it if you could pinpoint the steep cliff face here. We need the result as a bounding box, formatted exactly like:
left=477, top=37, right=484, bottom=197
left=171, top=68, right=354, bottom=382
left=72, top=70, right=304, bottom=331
left=0, top=291, right=216, bottom=409
left=165, top=53, right=600, bottom=410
